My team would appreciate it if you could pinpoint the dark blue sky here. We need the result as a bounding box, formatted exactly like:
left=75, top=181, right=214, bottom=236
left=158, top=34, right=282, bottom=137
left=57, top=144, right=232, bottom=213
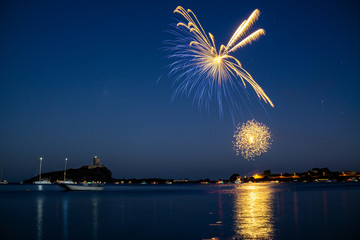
left=1, top=0, right=359, bottom=181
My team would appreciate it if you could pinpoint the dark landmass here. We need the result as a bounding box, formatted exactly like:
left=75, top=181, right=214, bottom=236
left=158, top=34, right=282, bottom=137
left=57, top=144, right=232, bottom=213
left=23, top=164, right=359, bottom=184
left=230, top=168, right=360, bottom=183
left=24, top=166, right=113, bottom=183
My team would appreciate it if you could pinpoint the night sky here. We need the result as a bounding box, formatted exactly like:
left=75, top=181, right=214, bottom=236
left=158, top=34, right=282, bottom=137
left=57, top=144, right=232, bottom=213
left=1, top=0, right=359, bottom=182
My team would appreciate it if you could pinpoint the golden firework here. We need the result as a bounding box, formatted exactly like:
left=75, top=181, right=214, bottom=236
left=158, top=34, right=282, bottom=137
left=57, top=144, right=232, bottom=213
left=173, top=6, right=274, bottom=110
left=233, top=120, right=272, bottom=160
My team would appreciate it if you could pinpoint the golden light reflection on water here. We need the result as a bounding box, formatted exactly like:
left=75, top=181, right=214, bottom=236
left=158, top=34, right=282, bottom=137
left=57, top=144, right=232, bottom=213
left=233, top=183, right=275, bottom=240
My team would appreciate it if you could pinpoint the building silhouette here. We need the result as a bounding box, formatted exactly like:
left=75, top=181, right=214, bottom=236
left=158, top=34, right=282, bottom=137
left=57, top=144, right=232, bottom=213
left=86, top=156, right=104, bottom=169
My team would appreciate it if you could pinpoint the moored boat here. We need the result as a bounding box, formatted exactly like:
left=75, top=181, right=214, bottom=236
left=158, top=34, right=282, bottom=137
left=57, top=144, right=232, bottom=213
left=57, top=180, right=75, bottom=184
left=60, top=183, right=104, bottom=191
left=56, top=158, right=74, bottom=184
left=316, top=179, right=332, bottom=183
left=33, top=179, right=52, bottom=184
left=0, top=167, right=8, bottom=184
left=33, top=157, right=52, bottom=184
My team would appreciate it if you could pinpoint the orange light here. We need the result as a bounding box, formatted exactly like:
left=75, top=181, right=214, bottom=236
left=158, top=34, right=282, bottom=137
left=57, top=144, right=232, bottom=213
left=253, top=174, right=263, bottom=179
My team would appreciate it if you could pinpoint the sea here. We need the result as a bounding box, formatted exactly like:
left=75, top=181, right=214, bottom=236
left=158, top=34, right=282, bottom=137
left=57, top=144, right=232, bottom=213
left=0, top=183, right=359, bottom=240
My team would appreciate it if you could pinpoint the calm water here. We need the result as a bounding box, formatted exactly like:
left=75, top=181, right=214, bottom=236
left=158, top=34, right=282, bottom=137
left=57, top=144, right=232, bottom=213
left=0, top=183, right=359, bottom=240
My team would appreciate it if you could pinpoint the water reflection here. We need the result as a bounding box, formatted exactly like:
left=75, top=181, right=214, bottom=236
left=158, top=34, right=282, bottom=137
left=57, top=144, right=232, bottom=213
left=218, top=188, right=223, bottom=221
left=233, top=183, right=275, bottom=240
left=36, top=197, right=44, bottom=240
left=92, top=197, right=99, bottom=240
left=293, top=191, right=298, bottom=226
left=322, top=191, right=327, bottom=226
left=63, top=197, right=68, bottom=240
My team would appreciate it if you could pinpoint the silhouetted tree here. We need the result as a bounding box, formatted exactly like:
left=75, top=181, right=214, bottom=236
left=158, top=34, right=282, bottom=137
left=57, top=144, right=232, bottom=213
left=230, top=173, right=240, bottom=183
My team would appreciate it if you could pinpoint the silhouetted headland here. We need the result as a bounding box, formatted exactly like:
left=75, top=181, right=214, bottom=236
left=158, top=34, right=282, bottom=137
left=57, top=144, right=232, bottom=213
left=24, top=156, right=113, bottom=183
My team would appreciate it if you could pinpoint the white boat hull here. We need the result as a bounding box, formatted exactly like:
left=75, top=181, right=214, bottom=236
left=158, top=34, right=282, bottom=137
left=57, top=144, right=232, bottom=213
left=33, top=180, right=52, bottom=184
left=60, top=184, right=104, bottom=191
left=57, top=180, right=75, bottom=184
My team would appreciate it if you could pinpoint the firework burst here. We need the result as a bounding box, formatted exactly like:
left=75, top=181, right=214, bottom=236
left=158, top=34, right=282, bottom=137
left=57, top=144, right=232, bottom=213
left=166, top=6, right=274, bottom=117
left=233, top=120, right=272, bottom=160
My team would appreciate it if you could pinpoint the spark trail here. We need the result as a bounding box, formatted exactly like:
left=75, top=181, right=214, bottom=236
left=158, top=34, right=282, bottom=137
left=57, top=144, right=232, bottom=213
left=166, top=6, right=274, bottom=117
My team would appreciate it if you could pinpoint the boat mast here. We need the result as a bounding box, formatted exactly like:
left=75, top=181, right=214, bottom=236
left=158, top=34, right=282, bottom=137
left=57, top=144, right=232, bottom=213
left=39, top=157, right=42, bottom=181
left=64, top=158, right=68, bottom=181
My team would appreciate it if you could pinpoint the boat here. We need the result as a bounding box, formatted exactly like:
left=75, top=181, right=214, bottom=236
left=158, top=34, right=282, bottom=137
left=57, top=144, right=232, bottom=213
left=316, top=179, right=332, bottom=183
left=57, top=158, right=74, bottom=184
left=60, top=183, right=104, bottom=191
left=33, top=157, right=52, bottom=184
left=0, top=167, right=8, bottom=184
left=346, top=178, right=359, bottom=182
left=57, top=180, right=75, bottom=184
left=33, top=180, right=52, bottom=184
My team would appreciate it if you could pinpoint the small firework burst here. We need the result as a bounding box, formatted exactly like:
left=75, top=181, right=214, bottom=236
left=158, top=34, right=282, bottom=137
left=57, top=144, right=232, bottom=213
left=233, top=120, right=272, bottom=160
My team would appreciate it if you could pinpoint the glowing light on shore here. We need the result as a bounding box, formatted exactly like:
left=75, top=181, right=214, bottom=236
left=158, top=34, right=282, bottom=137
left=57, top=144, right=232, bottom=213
left=233, top=120, right=272, bottom=160
left=166, top=6, right=273, bottom=117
